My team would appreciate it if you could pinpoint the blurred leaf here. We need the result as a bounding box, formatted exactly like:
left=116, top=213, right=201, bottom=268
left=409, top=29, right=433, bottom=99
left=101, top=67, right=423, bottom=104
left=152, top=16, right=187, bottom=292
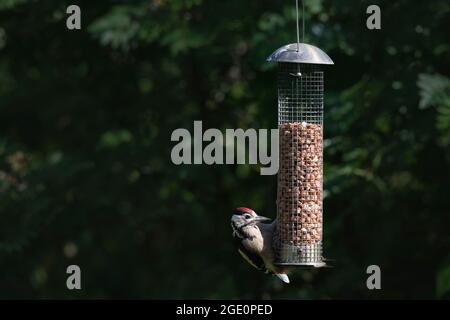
left=0, top=0, right=26, bottom=10
left=88, top=5, right=145, bottom=50
left=437, top=264, right=450, bottom=299
left=417, top=74, right=450, bottom=110
left=98, top=130, right=133, bottom=148
left=418, top=73, right=450, bottom=145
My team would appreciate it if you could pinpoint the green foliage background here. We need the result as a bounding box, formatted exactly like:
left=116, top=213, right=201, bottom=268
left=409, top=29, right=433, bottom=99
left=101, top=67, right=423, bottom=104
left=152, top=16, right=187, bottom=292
left=0, top=0, right=449, bottom=299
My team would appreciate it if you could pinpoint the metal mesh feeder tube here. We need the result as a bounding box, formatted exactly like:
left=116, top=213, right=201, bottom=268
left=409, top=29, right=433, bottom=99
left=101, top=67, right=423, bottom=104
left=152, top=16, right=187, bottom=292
left=267, top=43, right=333, bottom=267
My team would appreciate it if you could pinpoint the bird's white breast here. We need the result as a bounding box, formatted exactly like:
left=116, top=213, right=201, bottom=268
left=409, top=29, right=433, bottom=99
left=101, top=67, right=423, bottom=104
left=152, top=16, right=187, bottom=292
left=241, top=225, right=264, bottom=253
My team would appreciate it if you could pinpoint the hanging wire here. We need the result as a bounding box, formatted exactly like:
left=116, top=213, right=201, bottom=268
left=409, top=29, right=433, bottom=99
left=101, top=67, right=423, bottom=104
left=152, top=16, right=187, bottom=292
left=296, top=0, right=305, bottom=51
left=296, top=0, right=300, bottom=51
left=302, top=0, right=305, bottom=42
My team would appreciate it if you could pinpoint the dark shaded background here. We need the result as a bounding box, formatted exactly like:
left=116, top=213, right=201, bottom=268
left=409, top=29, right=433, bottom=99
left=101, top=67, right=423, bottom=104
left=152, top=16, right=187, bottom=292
left=0, top=0, right=449, bottom=299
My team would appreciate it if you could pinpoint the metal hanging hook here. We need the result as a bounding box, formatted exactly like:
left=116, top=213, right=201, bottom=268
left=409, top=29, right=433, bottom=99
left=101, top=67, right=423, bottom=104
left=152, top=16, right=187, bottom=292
left=296, top=0, right=305, bottom=51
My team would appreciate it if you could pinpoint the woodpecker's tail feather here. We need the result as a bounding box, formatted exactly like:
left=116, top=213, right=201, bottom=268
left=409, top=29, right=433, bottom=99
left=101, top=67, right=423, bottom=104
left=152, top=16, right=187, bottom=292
left=275, top=273, right=290, bottom=284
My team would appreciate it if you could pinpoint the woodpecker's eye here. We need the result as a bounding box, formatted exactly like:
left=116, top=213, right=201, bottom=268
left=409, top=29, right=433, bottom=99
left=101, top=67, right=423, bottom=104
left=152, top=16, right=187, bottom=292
left=244, top=214, right=252, bottom=219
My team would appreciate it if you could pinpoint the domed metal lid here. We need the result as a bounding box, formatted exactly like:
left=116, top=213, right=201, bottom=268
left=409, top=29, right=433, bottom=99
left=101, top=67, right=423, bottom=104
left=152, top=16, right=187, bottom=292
left=267, top=43, right=334, bottom=65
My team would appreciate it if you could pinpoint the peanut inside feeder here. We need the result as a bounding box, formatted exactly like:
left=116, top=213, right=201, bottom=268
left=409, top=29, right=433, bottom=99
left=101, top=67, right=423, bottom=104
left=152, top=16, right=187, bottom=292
left=267, top=44, right=333, bottom=267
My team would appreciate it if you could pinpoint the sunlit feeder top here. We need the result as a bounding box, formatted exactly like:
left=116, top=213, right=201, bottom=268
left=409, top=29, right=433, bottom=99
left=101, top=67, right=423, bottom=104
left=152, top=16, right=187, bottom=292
left=267, top=43, right=334, bottom=65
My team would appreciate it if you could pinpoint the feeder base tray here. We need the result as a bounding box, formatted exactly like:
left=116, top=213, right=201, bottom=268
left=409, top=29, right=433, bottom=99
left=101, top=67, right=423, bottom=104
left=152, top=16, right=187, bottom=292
left=275, top=261, right=327, bottom=268
left=275, top=243, right=325, bottom=267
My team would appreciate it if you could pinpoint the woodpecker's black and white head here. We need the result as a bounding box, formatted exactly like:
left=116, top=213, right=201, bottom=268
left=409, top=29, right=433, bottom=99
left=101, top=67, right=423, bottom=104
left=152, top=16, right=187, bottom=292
left=231, top=207, right=271, bottom=237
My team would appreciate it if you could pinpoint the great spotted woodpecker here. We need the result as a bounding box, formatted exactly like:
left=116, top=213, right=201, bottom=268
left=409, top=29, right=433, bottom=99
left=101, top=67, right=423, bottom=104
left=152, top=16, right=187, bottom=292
left=231, top=207, right=290, bottom=283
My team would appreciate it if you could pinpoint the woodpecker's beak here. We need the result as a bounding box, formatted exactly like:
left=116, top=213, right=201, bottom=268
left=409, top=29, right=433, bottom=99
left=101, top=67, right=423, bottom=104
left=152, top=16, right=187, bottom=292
left=254, top=215, right=271, bottom=222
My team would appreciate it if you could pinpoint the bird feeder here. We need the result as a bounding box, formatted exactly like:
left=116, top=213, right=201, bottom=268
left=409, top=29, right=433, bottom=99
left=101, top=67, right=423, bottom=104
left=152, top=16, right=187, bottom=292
left=268, top=1, right=333, bottom=267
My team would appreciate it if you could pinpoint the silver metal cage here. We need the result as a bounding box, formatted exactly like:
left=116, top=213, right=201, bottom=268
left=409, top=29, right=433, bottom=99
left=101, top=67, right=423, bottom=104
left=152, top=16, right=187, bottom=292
left=268, top=43, right=333, bottom=267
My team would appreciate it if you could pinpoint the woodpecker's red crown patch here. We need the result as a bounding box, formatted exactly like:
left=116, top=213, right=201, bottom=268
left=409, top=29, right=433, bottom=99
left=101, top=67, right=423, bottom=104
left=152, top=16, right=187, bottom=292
left=235, top=207, right=254, bottom=214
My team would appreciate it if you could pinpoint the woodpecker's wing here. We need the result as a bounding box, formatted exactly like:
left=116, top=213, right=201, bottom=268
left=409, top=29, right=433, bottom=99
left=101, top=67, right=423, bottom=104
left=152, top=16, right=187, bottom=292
left=233, top=234, right=270, bottom=274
